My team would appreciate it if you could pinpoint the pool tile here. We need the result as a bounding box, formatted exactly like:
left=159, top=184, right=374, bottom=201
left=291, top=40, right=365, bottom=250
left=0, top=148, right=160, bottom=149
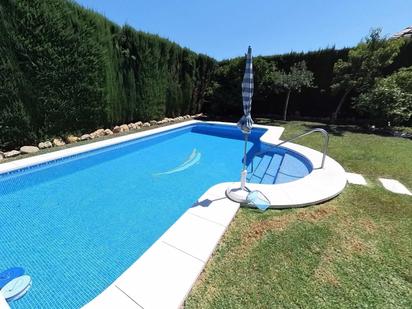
left=379, top=178, right=412, bottom=195
left=160, top=212, right=226, bottom=262
left=115, top=241, right=204, bottom=309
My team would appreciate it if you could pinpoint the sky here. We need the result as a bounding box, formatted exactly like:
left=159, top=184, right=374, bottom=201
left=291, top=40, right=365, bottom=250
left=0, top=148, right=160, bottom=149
left=75, top=0, right=411, bottom=60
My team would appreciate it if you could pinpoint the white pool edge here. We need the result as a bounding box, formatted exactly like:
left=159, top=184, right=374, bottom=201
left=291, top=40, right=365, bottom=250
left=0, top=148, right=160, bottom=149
left=0, top=120, right=201, bottom=175
left=1, top=121, right=346, bottom=308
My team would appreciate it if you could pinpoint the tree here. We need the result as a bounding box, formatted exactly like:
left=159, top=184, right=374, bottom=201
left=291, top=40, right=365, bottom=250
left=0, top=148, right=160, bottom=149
left=331, top=29, right=404, bottom=121
left=356, top=66, right=412, bottom=125
left=275, top=61, right=314, bottom=120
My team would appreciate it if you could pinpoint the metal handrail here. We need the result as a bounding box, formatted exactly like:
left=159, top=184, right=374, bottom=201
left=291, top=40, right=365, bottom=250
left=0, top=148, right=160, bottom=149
left=251, top=128, right=329, bottom=171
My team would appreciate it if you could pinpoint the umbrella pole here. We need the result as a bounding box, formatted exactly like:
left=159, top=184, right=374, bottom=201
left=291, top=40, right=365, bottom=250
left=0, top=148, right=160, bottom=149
left=241, top=133, right=249, bottom=190
left=242, top=133, right=248, bottom=171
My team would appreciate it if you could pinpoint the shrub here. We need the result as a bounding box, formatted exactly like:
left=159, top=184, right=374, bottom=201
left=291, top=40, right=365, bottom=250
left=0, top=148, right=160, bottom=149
left=356, top=66, right=412, bottom=125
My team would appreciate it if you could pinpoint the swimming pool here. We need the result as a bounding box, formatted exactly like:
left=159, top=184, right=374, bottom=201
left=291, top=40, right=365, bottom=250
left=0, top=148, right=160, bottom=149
left=0, top=123, right=312, bottom=308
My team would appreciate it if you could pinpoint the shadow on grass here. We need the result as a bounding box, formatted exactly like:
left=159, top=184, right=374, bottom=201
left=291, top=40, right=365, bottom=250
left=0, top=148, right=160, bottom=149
left=301, top=122, right=411, bottom=139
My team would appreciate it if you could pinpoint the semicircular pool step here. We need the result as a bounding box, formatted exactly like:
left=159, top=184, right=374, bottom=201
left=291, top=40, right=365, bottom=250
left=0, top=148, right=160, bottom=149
left=247, top=151, right=310, bottom=185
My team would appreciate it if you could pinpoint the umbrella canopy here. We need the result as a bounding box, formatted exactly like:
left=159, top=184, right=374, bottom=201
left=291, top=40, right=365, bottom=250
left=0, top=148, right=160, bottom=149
left=237, top=46, right=254, bottom=134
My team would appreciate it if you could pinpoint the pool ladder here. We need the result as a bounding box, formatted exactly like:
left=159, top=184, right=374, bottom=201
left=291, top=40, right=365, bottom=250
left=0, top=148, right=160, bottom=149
left=250, top=128, right=329, bottom=172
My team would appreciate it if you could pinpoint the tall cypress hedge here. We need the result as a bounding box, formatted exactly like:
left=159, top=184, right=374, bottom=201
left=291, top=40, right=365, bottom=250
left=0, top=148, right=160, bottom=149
left=0, top=0, right=215, bottom=150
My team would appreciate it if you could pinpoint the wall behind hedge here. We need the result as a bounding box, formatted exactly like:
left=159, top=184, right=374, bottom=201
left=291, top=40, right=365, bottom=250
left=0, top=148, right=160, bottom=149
left=0, top=0, right=215, bottom=150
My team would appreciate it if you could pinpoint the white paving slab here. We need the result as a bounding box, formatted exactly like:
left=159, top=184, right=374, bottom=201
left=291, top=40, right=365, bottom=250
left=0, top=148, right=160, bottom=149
left=160, top=212, right=226, bottom=262
left=189, top=184, right=239, bottom=226
left=346, top=172, right=367, bottom=185
left=114, top=241, right=205, bottom=309
left=379, top=178, right=412, bottom=195
left=83, top=285, right=141, bottom=309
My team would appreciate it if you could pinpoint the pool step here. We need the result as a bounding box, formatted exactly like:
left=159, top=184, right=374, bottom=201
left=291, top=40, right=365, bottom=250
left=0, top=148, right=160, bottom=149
left=247, top=153, right=285, bottom=185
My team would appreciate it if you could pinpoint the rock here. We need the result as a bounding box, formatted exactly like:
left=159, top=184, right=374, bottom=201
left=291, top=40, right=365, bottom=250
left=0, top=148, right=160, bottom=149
left=79, top=134, right=91, bottom=141
left=90, top=128, right=105, bottom=139
left=104, top=129, right=113, bottom=135
left=65, top=135, right=78, bottom=144
left=20, top=146, right=39, bottom=154
left=135, top=121, right=143, bottom=127
left=150, top=120, right=157, bottom=125
left=0, top=152, right=4, bottom=161
left=113, top=126, right=121, bottom=133
left=128, top=123, right=136, bottom=130
left=52, top=138, right=65, bottom=147
left=96, top=128, right=105, bottom=136
left=142, top=122, right=151, bottom=127
left=4, top=150, right=20, bottom=158
left=184, top=114, right=190, bottom=119
left=38, top=141, right=52, bottom=149
left=120, top=124, right=129, bottom=132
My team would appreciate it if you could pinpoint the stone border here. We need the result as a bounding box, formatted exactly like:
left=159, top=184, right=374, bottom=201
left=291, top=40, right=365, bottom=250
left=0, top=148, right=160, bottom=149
left=0, top=121, right=347, bottom=308
left=0, top=114, right=199, bottom=163
left=0, top=120, right=200, bottom=175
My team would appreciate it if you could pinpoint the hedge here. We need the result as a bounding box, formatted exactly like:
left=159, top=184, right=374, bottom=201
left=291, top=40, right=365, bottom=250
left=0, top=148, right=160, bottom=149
left=1, top=0, right=411, bottom=151
left=0, top=0, right=215, bottom=150
left=206, top=40, right=412, bottom=120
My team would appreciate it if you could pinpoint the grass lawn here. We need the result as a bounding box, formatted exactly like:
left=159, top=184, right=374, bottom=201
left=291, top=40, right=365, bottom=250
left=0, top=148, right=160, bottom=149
left=185, top=120, right=412, bottom=308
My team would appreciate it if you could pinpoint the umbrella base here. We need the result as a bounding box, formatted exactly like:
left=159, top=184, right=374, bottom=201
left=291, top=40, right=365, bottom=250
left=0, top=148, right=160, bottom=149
left=225, top=184, right=250, bottom=204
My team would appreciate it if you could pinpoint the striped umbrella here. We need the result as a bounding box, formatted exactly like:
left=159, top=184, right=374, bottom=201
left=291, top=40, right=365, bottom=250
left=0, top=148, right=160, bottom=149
left=238, top=46, right=254, bottom=134
left=238, top=46, right=254, bottom=190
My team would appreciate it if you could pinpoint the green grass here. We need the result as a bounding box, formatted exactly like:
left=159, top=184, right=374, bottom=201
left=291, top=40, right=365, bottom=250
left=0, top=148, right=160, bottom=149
left=185, top=120, right=412, bottom=308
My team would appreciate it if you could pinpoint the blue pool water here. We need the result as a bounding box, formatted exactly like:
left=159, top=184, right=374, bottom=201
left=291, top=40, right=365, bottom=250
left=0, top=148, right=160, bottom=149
left=0, top=123, right=311, bottom=308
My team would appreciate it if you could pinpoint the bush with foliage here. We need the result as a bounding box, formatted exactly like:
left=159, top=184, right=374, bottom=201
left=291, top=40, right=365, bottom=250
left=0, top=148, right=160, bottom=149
left=269, top=61, right=314, bottom=120
left=331, top=29, right=405, bottom=121
left=356, top=66, right=412, bottom=125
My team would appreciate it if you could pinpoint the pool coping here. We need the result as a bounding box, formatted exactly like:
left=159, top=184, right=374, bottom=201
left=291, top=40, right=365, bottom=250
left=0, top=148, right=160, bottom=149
left=1, top=121, right=346, bottom=308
